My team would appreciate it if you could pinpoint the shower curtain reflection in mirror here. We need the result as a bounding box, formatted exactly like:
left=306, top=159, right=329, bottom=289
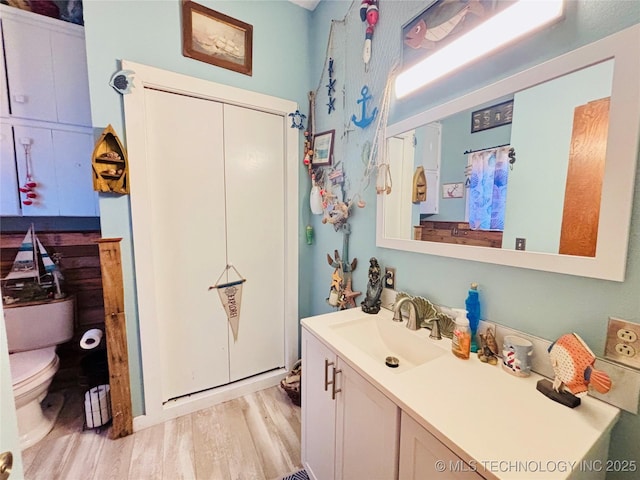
left=467, top=146, right=510, bottom=231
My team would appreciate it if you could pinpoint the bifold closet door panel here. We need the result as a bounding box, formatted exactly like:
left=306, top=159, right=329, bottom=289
left=142, top=88, right=230, bottom=402
left=224, top=104, right=286, bottom=382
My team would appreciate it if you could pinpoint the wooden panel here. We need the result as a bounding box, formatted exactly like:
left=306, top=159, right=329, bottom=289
left=559, top=97, right=610, bottom=257
left=417, top=221, right=503, bottom=248
left=1, top=230, right=104, bottom=327
left=97, top=238, right=133, bottom=439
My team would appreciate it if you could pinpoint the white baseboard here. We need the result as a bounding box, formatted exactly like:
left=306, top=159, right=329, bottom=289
left=132, top=368, right=287, bottom=432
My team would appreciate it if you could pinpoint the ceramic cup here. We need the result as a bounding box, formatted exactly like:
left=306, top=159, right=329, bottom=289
left=502, top=335, right=533, bottom=377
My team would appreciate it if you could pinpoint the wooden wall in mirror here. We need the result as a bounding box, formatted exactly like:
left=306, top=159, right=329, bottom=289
left=377, top=24, right=640, bottom=281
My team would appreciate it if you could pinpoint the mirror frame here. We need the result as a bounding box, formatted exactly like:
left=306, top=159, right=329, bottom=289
left=378, top=24, right=640, bottom=282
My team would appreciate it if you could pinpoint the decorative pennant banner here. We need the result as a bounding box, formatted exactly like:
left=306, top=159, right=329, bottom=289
left=209, top=265, right=246, bottom=342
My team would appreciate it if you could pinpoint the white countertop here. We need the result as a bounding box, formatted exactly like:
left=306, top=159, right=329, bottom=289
left=302, top=308, right=621, bottom=480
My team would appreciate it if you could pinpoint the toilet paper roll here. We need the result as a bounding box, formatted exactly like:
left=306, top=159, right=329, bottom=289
left=80, top=329, right=103, bottom=350
left=84, top=384, right=111, bottom=428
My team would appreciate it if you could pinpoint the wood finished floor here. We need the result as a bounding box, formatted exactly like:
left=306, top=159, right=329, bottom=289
left=22, top=386, right=302, bottom=480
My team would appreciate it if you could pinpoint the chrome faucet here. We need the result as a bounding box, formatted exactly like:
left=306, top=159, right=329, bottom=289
left=392, top=297, right=420, bottom=331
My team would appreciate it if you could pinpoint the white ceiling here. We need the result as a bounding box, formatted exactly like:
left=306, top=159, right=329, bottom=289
left=288, top=0, right=322, bottom=11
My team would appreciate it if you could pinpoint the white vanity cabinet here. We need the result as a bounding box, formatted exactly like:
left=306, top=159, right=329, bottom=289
left=302, top=328, right=400, bottom=480
left=0, top=6, right=91, bottom=126
left=399, top=411, right=484, bottom=480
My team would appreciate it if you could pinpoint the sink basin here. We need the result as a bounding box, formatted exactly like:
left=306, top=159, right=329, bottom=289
left=330, top=316, right=446, bottom=373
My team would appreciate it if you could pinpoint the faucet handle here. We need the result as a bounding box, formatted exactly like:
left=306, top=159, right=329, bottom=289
left=427, top=317, right=442, bottom=340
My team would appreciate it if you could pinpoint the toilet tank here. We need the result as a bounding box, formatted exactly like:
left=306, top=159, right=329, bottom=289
left=4, top=296, right=75, bottom=353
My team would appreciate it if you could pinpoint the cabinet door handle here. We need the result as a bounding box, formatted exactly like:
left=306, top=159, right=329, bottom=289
left=324, top=359, right=334, bottom=391
left=331, top=367, right=342, bottom=400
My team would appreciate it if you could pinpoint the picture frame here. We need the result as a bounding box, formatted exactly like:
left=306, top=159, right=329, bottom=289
left=442, top=182, right=465, bottom=199
left=182, top=1, right=253, bottom=76
left=471, top=99, right=514, bottom=133
left=312, top=130, right=335, bottom=167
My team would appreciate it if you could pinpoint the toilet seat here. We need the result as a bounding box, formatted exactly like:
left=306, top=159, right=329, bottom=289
left=10, top=347, right=59, bottom=391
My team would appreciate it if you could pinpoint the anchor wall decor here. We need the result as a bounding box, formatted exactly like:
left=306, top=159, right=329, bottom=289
left=351, top=85, right=378, bottom=128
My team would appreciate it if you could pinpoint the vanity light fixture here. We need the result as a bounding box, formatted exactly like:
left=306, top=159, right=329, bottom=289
left=395, top=0, right=564, bottom=98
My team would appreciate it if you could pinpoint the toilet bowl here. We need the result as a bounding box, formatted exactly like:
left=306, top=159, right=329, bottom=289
left=10, top=347, right=64, bottom=449
left=4, top=296, right=75, bottom=449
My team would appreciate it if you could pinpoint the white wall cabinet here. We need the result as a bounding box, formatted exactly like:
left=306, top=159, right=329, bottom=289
left=1, top=6, right=91, bottom=125
left=0, top=21, right=9, bottom=119
left=419, top=122, right=441, bottom=215
left=0, top=123, right=20, bottom=215
left=0, top=5, right=97, bottom=218
left=302, top=328, right=400, bottom=480
left=399, top=411, right=484, bottom=480
left=4, top=123, right=97, bottom=217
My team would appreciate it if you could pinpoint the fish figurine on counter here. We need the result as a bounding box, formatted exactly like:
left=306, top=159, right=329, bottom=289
left=548, top=333, right=612, bottom=398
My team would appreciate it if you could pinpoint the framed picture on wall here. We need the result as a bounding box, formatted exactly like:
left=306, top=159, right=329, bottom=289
left=312, top=130, right=335, bottom=167
left=471, top=100, right=514, bottom=133
left=442, top=182, right=465, bottom=199
left=182, top=1, right=253, bottom=76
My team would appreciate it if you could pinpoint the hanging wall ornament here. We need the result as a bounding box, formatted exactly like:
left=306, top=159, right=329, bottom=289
left=363, top=0, right=379, bottom=67
left=209, top=265, right=246, bottom=342
left=326, top=58, right=336, bottom=115
left=326, top=97, right=336, bottom=114
left=18, top=139, right=38, bottom=206
left=351, top=85, right=378, bottom=129
left=288, top=109, right=306, bottom=130
left=310, top=179, right=324, bottom=215
left=109, top=69, right=135, bottom=95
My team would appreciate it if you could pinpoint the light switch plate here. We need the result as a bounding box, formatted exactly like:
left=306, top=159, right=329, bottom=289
left=605, top=317, right=640, bottom=369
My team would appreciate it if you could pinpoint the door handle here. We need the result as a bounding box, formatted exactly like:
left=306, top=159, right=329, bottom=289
left=324, top=359, right=334, bottom=391
left=0, top=451, right=13, bottom=480
left=331, top=366, right=342, bottom=400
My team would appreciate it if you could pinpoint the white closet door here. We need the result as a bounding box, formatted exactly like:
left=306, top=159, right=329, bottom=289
left=143, top=89, right=229, bottom=403
left=224, top=104, right=285, bottom=382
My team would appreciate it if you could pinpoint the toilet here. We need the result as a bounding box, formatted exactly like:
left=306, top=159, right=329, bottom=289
left=4, top=296, right=75, bottom=449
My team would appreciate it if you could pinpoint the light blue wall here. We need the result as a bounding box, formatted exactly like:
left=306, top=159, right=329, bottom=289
left=82, top=0, right=312, bottom=417
left=309, top=0, right=640, bottom=475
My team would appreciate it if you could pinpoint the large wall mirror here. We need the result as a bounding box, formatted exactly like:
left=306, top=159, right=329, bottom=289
left=377, top=24, right=640, bottom=281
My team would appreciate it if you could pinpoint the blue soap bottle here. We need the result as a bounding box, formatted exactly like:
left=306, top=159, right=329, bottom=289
left=465, top=283, right=480, bottom=353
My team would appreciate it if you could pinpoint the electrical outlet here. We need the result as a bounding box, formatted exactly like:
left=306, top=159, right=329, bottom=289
left=618, top=329, right=638, bottom=343
left=384, top=267, right=396, bottom=290
left=615, top=343, right=636, bottom=357
left=605, top=317, right=640, bottom=369
left=515, top=238, right=526, bottom=251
